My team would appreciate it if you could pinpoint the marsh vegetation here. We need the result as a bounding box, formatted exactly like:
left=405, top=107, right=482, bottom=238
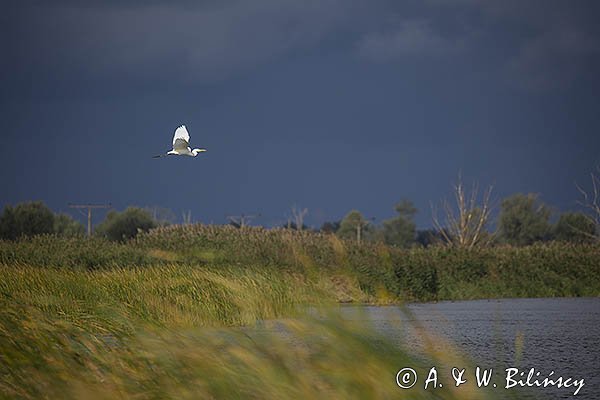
left=1, top=224, right=598, bottom=398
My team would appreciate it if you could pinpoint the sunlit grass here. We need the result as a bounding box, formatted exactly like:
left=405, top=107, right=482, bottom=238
left=1, top=298, right=502, bottom=399
left=0, top=225, right=597, bottom=398
left=1, top=261, right=517, bottom=399
left=0, top=264, right=325, bottom=330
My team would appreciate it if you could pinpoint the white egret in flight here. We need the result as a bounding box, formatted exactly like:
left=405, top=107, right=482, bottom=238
left=154, top=125, right=207, bottom=158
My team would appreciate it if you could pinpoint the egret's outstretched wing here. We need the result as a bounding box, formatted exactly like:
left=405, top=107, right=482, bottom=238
left=173, top=125, right=190, bottom=147
left=173, top=138, right=189, bottom=152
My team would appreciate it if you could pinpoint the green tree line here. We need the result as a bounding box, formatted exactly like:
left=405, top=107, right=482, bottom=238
left=0, top=202, right=157, bottom=242
left=1, top=189, right=598, bottom=246
left=325, top=193, right=596, bottom=247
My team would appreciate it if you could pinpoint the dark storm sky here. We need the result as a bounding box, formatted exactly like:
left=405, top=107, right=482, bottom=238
left=1, top=0, right=600, bottom=228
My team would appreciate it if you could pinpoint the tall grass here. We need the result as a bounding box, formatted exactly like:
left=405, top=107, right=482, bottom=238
left=0, top=264, right=508, bottom=399
left=133, top=225, right=600, bottom=300
left=3, top=225, right=582, bottom=398
left=0, top=264, right=320, bottom=330
left=1, top=225, right=599, bottom=302
left=1, top=302, right=505, bottom=399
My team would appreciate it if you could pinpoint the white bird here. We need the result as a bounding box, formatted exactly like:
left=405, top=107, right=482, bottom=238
left=154, top=125, right=207, bottom=158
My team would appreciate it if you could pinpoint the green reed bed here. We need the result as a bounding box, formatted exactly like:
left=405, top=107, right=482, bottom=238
left=1, top=227, right=599, bottom=303
left=134, top=225, right=600, bottom=301
left=0, top=264, right=320, bottom=330
left=0, top=263, right=505, bottom=400
left=0, top=225, right=600, bottom=303
left=1, top=300, right=504, bottom=400
left=3, top=227, right=583, bottom=399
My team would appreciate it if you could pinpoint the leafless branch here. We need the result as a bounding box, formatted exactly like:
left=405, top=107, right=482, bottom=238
left=575, top=166, right=600, bottom=238
left=431, top=174, right=495, bottom=249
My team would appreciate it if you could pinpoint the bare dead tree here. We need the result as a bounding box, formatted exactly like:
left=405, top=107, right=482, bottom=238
left=575, top=165, right=600, bottom=239
left=227, top=213, right=260, bottom=228
left=431, top=175, right=495, bottom=249
left=146, top=206, right=176, bottom=226
left=182, top=210, right=192, bottom=225
left=289, top=205, right=308, bottom=231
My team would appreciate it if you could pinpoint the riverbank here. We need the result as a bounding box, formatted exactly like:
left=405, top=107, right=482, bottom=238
left=2, top=226, right=597, bottom=398
left=1, top=225, right=599, bottom=303
left=0, top=262, right=511, bottom=400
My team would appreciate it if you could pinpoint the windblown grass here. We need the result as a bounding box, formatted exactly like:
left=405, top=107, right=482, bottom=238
left=1, top=225, right=599, bottom=302
left=0, top=263, right=507, bottom=399
left=138, top=225, right=600, bottom=300
left=0, top=264, right=320, bottom=330
left=3, top=224, right=581, bottom=398
left=1, top=292, right=502, bottom=399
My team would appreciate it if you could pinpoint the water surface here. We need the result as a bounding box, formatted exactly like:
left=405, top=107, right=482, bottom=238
left=340, top=298, right=599, bottom=399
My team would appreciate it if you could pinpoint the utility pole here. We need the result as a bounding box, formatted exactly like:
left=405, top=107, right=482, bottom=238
left=68, top=203, right=111, bottom=237
left=226, top=213, right=261, bottom=228
left=356, top=217, right=376, bottom=245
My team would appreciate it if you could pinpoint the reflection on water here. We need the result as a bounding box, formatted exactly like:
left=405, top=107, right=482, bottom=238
left=340, top=298, right=599, bottom=399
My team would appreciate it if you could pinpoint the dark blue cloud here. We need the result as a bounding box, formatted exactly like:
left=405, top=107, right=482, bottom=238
left=1, top=1, right=599, bottom=229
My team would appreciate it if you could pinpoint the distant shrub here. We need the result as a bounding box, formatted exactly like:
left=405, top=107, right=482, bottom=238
left=0, top=201, right=55, bottom=240
left=498, top=193, right=552, bottom=245
left=553, top=212, right=596, bottom=243
left=96, top=207, right=156, bottom=241
left=336, top=210, right=375, bottom=242
left=135, top=224, right=600, bottom=300
left=1, top=222, right=599, bottom=300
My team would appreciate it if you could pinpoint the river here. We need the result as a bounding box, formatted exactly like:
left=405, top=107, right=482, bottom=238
left=340, top=297, right=599, bottom=399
